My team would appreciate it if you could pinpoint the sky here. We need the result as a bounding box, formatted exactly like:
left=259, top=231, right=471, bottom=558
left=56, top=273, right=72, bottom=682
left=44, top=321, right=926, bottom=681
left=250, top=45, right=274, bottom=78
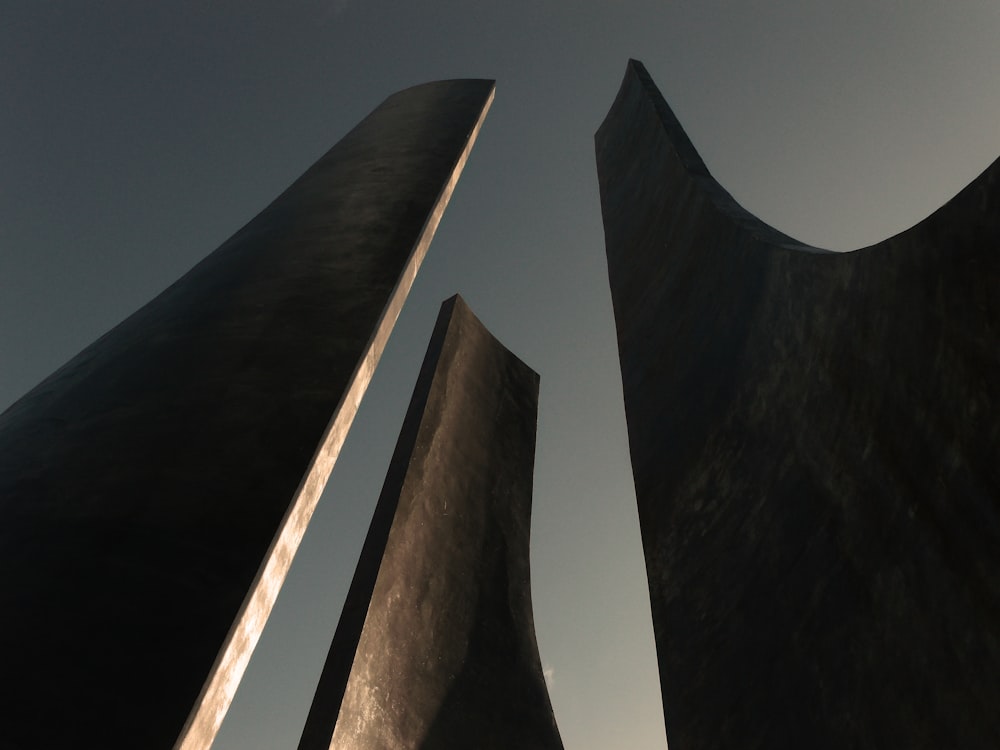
left=2, top=2, right=999, bottom=748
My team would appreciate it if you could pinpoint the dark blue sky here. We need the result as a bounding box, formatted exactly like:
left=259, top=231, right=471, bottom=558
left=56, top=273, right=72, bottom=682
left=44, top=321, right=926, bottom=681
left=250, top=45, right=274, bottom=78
left=3, top=3, right=998, bottom=748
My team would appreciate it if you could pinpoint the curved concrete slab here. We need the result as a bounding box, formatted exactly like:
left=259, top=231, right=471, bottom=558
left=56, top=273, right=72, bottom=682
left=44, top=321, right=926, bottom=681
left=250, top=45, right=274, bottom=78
left=0, top=79, right=494, bottom=750
left=298, top=295, right=562, bottom=750
left=597, top=59, right=999, bottom=750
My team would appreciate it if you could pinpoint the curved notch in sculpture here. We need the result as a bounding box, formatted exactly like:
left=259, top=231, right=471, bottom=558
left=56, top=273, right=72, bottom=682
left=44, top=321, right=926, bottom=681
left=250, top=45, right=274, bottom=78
left=597, top=59, right=1000, bottom=750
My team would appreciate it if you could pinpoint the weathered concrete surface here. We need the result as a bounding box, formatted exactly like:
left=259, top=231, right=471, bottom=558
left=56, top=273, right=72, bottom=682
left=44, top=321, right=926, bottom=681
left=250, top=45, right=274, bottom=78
left=597, top=59, right=1000, bottom=750
left=0, top=80, right=494, bottom=750
left=298, top=295, right=562, bottom=750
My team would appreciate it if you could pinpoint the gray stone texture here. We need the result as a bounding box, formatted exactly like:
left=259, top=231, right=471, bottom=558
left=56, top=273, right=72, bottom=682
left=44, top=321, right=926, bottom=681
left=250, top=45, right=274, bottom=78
left=0, top=79, right=494, bottom=750
left=596, top=59, right=1000, bottom=750
left=298, top=295, right=562, bottom=750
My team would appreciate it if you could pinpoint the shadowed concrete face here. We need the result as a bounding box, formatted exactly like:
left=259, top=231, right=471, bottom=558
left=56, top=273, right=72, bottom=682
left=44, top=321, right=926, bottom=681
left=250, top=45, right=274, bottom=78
left=298, top=295, right=563, bottom=750
left=0, top=79, right=494, bottom=750
left=596, top=60, right=1000, bottom=750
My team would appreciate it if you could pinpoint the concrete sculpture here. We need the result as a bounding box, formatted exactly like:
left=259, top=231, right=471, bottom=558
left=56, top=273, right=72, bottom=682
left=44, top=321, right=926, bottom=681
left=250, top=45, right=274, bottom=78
left=0, top=79, right=493, bottom=750
left=596, top=59, right=1000, bottom=749
left=298, top=295, right=563, bottom=750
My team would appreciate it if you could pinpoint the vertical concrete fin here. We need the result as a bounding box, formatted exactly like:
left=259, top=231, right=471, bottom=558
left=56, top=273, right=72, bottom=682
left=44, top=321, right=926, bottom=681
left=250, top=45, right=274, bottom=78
left=298, top=295, right=563, bottom=750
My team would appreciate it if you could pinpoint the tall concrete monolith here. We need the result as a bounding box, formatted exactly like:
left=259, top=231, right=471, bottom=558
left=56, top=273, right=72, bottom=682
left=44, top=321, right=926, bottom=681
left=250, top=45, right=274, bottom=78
left=298, top=295, right=563, bottom=750
left=0, top=79, right=494, bottom=750
left=597, top=59, right=999, bottom=750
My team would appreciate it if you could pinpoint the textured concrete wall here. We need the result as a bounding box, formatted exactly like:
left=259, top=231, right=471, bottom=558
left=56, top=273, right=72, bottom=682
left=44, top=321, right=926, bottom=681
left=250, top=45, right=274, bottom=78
left=597, top=59, right=1000, bottom=750
left=298, top=295, right=562, bottom=750
left=0, top=80, right=493, bottom=750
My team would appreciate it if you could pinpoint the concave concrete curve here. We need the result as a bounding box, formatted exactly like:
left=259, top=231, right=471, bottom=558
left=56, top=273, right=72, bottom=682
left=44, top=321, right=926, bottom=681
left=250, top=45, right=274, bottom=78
left=597, top=59, right=1000, bottom=750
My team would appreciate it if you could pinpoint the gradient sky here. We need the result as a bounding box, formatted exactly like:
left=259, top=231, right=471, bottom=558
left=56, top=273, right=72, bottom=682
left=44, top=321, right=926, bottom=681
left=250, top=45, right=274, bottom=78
left=2, top=3, right=999, bottom=748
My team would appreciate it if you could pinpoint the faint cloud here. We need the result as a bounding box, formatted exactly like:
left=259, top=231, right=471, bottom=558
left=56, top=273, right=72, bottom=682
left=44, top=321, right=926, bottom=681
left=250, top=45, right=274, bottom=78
left=543, top=665, right=555, bottom=691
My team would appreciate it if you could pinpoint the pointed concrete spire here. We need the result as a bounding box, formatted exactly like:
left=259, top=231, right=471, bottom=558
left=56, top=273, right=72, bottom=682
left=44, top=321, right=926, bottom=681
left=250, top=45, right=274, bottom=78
left=0, top=79, right=494, bottom=750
